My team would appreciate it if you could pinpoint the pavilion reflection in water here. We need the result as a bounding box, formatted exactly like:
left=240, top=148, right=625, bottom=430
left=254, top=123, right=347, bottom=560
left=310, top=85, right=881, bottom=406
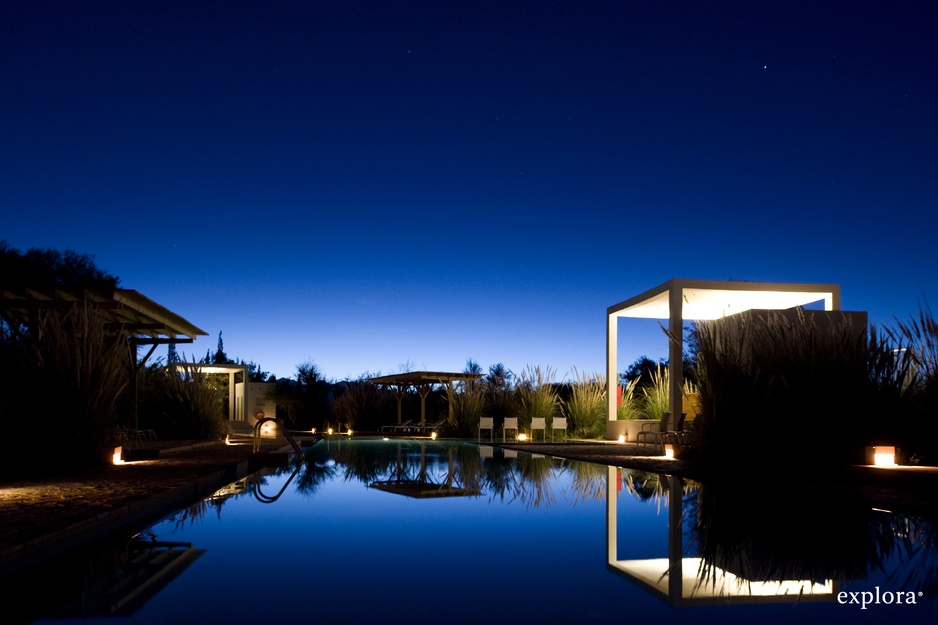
left=604, top=466, right=838, bottom=606
left=370, top=442, right=481, bottom=498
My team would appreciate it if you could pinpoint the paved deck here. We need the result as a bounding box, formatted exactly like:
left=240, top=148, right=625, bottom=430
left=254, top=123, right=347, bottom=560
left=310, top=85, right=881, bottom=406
left=0, top=437, right=293, bottom=578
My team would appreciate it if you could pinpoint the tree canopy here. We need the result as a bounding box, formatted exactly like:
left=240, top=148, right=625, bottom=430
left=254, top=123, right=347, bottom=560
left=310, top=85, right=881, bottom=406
left=0, top=241, right=120, bottom=293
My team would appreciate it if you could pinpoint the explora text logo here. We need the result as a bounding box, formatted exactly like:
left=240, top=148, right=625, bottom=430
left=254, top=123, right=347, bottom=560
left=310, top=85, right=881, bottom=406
left=838, top=587, right=923, bottom=609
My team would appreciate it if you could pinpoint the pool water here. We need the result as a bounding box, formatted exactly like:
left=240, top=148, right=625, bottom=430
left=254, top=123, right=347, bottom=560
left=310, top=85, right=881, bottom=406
left=32, top=439, right=938, bottom=624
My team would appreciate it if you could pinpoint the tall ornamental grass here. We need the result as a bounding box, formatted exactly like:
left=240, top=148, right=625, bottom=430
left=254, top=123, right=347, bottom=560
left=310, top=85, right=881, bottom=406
left=444, top=379, right=486, bottom=437
left=484, top=366, right=518, bottom=433
left=692, top=309, right=875, bottom=471
left=517, top=365, right=559, bottom=432
left=142, top=360, right=226, bottom=440
left=636, top=364, right=698, bottom=421
left=641, top=364, right=670, bottom=420
left=0, top=301, right=130, bottom=473
left=890, top=305, right=938, bottom=462
left=616, top=377, right=642, bottom=420
left=331, top=378, right=393, bottom=432
left=563, top=368, right=606, bottom=438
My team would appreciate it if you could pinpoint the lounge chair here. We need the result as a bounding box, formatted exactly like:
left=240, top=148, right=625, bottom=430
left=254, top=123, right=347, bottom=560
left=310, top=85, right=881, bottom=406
left=530, top=417, right=546, bottom=441
left=479, top=417, right=495, bottom=441
left=636, top=412, right=670, bottom=452
left=637, top=412, right=686, bottom=453
left=416, top=419, right=444, bottom=435
left=550, top=416, right=567, bottom=442
left=380, top=420, right=413, bottom=433
left=503, top=417, right=519, bottom=441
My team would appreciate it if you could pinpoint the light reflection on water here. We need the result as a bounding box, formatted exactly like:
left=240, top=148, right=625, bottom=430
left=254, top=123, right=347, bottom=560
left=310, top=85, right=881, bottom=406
left=33, top=439, right=938, bottom=624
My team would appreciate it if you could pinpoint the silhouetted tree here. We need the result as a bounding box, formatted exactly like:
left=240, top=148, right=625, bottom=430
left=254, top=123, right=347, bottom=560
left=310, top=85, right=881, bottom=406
left=212, top=330, right=229, bottom=364
left=0, top=241, right=119, bottom=293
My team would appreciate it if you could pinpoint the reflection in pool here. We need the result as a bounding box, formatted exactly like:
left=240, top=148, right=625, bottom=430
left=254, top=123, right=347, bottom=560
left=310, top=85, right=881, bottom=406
left=34, top=439, right=938, bottom=624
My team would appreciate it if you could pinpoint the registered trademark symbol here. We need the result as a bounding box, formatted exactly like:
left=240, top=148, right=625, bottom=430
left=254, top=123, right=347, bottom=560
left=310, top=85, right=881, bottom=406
left=918, top=592, right=924, bottom=597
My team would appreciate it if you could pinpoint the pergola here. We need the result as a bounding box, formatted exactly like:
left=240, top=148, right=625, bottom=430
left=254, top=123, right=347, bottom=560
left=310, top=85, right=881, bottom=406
left=369, top=371, right=483, bottom=429
left=606, top=279, right=841, bottom=439
left=1, top=287, right=207, bottom=426
left=0, top=287, right=205, bottom=345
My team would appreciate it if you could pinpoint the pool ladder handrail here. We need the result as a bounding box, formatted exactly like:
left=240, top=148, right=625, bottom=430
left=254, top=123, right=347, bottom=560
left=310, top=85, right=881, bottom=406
left=253, top=417, right=304, bottom=456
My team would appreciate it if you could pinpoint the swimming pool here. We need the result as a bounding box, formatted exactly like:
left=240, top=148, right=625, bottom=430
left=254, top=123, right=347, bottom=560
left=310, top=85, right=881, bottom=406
left=30, top=439, right=938, bottom=624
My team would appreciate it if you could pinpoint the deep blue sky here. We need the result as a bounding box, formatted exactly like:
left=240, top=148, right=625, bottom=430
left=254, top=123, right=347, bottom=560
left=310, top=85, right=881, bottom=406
left=3, top=1, right=936, bottom=381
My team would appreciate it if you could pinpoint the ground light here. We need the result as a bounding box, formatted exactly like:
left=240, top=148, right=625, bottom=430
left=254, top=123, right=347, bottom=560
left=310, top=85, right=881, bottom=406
left=111, top=446, right=124, bottom=465
left=517, top=433, right=528, bottom=442
left=866, top=445, right=897, bottom=466
left=663, top=444, right=675, bottom=459
left=617, top=435, right=626, bottom=444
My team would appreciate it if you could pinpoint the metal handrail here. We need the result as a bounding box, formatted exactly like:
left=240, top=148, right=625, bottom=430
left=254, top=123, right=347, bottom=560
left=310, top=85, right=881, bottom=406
left=253, top=417, right=304, bottom=456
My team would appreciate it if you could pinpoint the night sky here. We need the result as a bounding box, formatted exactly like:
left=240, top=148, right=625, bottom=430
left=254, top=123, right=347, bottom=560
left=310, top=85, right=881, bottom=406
left=3, top=1, right=936, bottom=381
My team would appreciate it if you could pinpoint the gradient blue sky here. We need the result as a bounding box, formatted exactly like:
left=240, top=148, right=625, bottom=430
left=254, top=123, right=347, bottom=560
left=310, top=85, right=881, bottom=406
left=3, top=1, right=936, bottom=381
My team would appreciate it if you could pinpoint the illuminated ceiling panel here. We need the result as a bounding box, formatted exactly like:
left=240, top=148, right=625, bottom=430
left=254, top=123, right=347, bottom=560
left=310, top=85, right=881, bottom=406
left=608, top=279, right=841, bottom=321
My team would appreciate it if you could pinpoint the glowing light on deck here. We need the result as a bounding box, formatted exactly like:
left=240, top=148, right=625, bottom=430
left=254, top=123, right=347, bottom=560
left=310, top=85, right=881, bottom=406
left=866, top=445, right=897, bottom=466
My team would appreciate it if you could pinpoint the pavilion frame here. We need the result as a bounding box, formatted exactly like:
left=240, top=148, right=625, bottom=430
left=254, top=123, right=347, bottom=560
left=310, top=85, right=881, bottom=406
left=0, top=287, right=207, bottom=431
left=370, top=371, right=483, bottom=429
left=605, top=279, right=841, bottom=440
left=169, top=363, right=250, bottom=424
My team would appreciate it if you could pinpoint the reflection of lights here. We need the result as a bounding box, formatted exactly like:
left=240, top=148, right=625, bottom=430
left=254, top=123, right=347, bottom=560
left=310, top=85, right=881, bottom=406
left=611, top=557, right=834, bottom=599
left=664, top=444, right=674, bottom=459
left=518, top=433, right=528, bottom=442
left=112, top=446, right=124, bottom=465
left=617, top=434, right=626, bottom=444
left=383, top=437, right=390, bottom=441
